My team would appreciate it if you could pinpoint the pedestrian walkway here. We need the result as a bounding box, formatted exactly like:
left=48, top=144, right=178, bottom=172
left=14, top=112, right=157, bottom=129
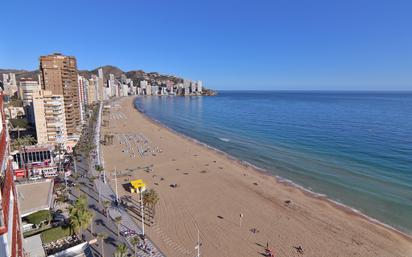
left=92, top=102, right=165, bottom=257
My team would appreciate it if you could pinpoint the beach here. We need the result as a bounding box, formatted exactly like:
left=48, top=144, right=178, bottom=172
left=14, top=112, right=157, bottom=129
left=101, top=96, right=412, bottom=257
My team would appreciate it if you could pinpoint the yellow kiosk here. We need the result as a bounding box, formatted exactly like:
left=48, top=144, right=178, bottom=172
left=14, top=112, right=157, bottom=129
left=130, top=179, right=146, bottom=193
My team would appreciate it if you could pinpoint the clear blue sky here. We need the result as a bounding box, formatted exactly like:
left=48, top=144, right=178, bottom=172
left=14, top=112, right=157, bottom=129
left=1, top=0, right=411, bottom=90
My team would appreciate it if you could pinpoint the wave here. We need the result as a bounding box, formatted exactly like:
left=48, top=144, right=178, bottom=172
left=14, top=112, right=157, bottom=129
left=218, top=137, right=230, bottom=142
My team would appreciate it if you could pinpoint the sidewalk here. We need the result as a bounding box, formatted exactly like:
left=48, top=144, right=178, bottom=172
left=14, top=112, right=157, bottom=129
left=92, top=102, right=165, bottom=257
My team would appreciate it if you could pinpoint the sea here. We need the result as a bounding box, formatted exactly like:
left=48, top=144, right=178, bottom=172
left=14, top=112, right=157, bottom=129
left=134, top=91, right=412, bottom=234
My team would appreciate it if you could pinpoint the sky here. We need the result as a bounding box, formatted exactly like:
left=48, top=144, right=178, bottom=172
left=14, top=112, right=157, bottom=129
left=1, top=0, right=411, bottom=90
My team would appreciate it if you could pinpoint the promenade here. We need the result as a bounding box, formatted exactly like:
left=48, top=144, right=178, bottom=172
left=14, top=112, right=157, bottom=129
left=90, top=101, right=165, bottom=257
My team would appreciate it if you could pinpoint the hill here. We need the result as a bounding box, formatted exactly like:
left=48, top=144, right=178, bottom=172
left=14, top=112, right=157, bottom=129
left=0, top=66, right=215, bottom=94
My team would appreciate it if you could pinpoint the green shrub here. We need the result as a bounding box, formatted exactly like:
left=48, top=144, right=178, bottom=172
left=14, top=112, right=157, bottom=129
left=26, top=210, right=51, bottom=225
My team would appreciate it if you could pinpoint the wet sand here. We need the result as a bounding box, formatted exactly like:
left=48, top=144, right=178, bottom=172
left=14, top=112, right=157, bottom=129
left=101, top=96, right=412, bottom=257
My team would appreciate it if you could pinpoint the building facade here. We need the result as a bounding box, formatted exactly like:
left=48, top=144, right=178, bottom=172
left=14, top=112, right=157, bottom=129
left=19, top=79, right=41, bottom=124
left=11, top=144, right=57, bottom=179
left=2, top=73, right=18, bottom=97
left=32, top=90, right=68, bottom=149
left=39, top=53, right=81, bottom=136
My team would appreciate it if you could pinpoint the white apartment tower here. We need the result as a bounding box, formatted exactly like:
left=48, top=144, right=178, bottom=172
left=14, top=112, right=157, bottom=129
left=32, top=90, right=68, bottom=149
left=19, top=79, right=41, bottom=124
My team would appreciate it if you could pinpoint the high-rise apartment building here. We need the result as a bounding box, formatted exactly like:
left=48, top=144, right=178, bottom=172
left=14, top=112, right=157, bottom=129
left=97, top=68, right=104, bottom=101
left=197, top=80, right=203, bottom=93
left=18, top=79, right=41, bottom=124
left=32, top=90, right=67, bottom=149
left=39, top=53, right=80, bottom=136
left=88, top=75, right=98, bottom=105
left=2, top=73, right=18, bottom=96
left=77, top=76, right=85, bottom=123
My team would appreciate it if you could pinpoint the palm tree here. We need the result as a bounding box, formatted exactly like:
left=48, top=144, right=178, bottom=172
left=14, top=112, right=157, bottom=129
left=96, top=165, right=104, bottom=182
left=75, top=183, right=81, bottom=193
left=102, top=200, right=111, bottom=217
left=89, top=175, right=97, bottom=184
left=143, top=189, right=159, bottom=221
left=129, top=236, right=140, bottom=257
left=114, top=216, right=122, bottom=237
left=69, top=195, right=92, bottom=236
left=97, top=232, right=107, bottom=257
left=76, top=194, right=88, bottom=210
left=69, top=205, right=92, bottom=236
left=72, top=173, right=80, bottom=180
left=11, top=135, right=36, bottom=151
left=95, top=165, right=104, bottom=173
left=114, top=243, right=128, bottom=257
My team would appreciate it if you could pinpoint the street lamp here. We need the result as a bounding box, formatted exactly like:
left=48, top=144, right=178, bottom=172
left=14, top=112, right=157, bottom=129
left=139, top=187, right=145, bottom=236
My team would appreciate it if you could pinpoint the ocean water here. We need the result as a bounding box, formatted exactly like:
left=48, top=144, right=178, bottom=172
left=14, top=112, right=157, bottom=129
left=134, top=91, right=412, bottom=234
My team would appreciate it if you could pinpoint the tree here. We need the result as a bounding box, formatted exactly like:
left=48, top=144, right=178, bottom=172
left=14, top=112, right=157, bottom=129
left=10, top=118, right=28, bottom=129
left=95, top=165, right=104, bottom=174
left=97, top=232, right=107, bottom=257
left=114, top=243, right=128, bottom=257
left=143, top=189, right=159, bottom=221
left=75, top=194, right=88, bottom=210
left=102, top=200, right=111, bottom=218
left=11, top=135, right=36, bottom=151
left=72, top=173, right=80, bottom=180
left=114, top=216, right=122, bottom=237
left=75, top=183, right=81, bottom=193
left=129, top=236, right=140, bottom=257
left=69, top=195, right=93, bottom=236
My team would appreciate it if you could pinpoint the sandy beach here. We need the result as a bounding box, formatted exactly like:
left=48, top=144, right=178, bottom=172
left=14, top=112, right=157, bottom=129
left=101, top=96, right=412, bottom=257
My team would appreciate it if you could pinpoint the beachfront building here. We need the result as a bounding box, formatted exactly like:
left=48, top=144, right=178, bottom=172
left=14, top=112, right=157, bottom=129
left=191, top=81, right=196, bottom=93
left=77, top=76, right=85, bottom=124
left=197, top=80, right=203, bottom=93
left=151, top=85, right=159, bottom=95
left=97, top=68, right=104, bottom=101
left=18, top=79, right=41, bottom=124
left=32, top=90, right=68, bottom=150
left=39, top=53, right=81, bottom=136
left=146, top=82, right=152, bottom=95
left=0, top=93, right=25, bottom=257
left=120, top=84, right=128, bottom=97
left=88, top=75, right=98, bottom=105
left=2, top=73, right=18, bottom=97
left=184, top=80, right=190, bottom=95
left=140, top=80, right=148, bottom=95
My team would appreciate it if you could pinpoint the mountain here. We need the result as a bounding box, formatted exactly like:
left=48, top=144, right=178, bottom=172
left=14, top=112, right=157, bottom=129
left=79, top=65, right=124, bottom=81
left=0, top=66, right=216, bottom=94
left=0, top=69, right=39, bottom=81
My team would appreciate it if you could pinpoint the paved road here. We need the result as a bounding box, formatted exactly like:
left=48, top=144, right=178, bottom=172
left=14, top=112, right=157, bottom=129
left=70, top=157, right=126, bottom=257
left=70, top=101, right=164, bottom=257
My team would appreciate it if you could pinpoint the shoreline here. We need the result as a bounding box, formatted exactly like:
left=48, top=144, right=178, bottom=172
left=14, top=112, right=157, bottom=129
left=133, top=97, right=412, bottom=242
left=102, top=96, right=412, bottom=257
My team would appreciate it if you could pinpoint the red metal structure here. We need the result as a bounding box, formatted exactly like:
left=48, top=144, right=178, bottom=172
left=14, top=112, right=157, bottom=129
left=0, top=93, right=24, bottom=257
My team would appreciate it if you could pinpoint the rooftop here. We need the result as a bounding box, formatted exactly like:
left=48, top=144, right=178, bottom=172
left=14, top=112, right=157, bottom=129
left=16, top=179, right=54, bottom=217
left=23, top=235, right=46, bottom=257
